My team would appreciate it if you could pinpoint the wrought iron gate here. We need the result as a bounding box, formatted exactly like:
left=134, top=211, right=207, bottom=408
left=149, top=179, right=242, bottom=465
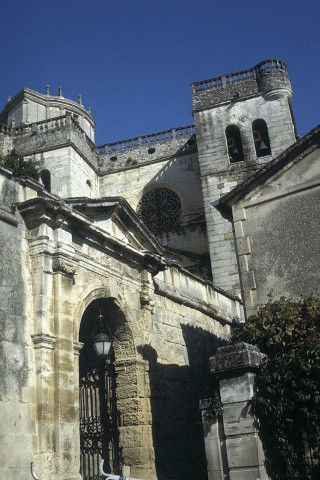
left=79, top=360, right=120, bottom=480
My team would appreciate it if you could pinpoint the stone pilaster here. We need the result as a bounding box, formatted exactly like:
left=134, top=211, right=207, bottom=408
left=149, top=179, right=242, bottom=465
left=31, top=333, right=57, bottom=475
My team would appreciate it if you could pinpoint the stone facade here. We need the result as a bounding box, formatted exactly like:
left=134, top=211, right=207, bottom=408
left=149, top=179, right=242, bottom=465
left=0, top=57, right=315, bottom=480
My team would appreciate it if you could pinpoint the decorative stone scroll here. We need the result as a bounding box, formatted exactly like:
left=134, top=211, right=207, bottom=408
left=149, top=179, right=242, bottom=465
left=52, top=258, right=77, bottom=276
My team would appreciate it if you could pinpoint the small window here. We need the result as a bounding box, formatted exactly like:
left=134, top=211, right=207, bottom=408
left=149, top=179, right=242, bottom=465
left=225, top=125, right=244, bottom=163
left=252, top=119, right=271, bottom=157
left=40, top=169, right=51, bottom=192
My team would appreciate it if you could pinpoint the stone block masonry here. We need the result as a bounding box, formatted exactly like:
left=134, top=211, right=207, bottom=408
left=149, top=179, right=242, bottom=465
left=193, top=59, right=296, bottom=294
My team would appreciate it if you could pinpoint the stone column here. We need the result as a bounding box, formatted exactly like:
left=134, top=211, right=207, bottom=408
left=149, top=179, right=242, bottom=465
left=208, top=343, right=269, bottom=480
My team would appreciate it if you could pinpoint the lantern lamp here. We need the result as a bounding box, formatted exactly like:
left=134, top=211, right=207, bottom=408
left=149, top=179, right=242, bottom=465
left=92, top=311, right=112, bottom=357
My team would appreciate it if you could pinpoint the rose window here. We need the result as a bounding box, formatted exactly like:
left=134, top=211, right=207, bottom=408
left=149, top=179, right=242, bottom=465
left=137, top=188, right=182, bottom=233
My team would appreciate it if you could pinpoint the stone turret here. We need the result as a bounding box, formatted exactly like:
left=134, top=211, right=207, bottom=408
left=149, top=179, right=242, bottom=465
left=0, top=87, right=95, bottom=141
left=191, top=59, right=296, bottom=295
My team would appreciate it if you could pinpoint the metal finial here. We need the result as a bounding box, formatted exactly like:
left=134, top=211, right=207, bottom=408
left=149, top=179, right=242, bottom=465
left=58, top=86, right=62, bottom=97
left=7, top=95, right=11, bottom=102
left=78, top=94, right=82, bottom=105
left=88, top=107, right=91, bottom=113
left=46, top=85, right=50, bottom=96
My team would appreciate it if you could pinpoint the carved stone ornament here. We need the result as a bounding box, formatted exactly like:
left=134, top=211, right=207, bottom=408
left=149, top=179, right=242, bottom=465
left=52, top=258, right=77, bottom=276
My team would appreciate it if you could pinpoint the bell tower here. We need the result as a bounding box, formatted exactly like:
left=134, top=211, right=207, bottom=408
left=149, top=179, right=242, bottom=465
left=191, top=59, right=296, bottom=295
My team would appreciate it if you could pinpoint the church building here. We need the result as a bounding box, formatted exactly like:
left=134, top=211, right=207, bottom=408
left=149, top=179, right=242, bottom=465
left=0, top=58, right=318, bottom=480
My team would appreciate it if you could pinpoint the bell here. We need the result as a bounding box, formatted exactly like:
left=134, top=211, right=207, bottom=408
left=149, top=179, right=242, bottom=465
left=258, top=141, right=269, bottom=152
left=232, top=147, right=239, bottom=155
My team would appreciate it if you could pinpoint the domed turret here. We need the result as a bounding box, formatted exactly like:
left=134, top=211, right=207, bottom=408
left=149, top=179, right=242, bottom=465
left=0, top=87, right=95, bottom=141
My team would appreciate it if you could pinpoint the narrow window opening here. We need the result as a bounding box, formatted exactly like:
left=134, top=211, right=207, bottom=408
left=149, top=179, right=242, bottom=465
left=226, top=125, right=244, bottom=163
left=40, top=169, right=51, bottom=192
left=252, top=119, right=271, bottom=157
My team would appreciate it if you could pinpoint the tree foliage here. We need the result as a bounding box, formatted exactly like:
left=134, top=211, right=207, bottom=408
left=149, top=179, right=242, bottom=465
left=0, top=152, right=39, bottom=180
left=231, top=295, right=320, bottom=479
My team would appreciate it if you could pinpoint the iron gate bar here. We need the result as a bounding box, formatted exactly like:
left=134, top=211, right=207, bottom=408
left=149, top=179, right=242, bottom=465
left=80, top=358, right=120, bottom=480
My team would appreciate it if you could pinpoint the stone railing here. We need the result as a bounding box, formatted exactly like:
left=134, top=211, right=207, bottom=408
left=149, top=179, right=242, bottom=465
left=0, top=122, right=12, bottom=135
left=191, top=58, right=287, bottom=94
left=11, top=114, right=96, bottom=149
left=13, top=115, right=67, bottom=135
left=97, top=124, right=195, bottom=155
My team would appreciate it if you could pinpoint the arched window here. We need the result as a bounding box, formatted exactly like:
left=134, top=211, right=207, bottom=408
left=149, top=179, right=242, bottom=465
left=225, top=125, right=244, bottom=163
left=40, top=169, right=51, bottom=192
left=252, top=119, right=271, bottom=157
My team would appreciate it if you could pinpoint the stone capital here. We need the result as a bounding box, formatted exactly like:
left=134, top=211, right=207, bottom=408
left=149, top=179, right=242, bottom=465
left=32, top=332, right=57, bottom=350
left=210, top=342, right=266, bottom=374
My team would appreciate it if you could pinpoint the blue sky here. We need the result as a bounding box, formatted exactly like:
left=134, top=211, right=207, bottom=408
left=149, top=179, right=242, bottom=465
left=1, top=0, right=319, bottom=145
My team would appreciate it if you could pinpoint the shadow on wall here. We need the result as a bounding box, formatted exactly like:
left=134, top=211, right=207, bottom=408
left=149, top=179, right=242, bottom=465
left=138, top=325, right=227, bottom=480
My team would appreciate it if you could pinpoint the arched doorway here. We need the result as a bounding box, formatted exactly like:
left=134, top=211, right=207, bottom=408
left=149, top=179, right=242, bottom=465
left=79, top=298, right=121, bottom=480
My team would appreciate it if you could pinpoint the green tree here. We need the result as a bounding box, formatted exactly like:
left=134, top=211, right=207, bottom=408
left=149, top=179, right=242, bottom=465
left=0, top=152, right=39, bottom=180
left=231, top=295, right=320, bottom=479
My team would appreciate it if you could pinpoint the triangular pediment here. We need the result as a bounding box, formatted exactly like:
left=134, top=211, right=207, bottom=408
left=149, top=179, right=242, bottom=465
left=66, top=196, right=164, bottom=255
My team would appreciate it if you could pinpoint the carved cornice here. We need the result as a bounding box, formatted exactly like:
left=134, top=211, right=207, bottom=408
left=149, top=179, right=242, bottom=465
left=17, top=195, right=166, bottom=275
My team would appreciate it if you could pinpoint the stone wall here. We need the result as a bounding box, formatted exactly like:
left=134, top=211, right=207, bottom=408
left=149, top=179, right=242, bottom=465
left=0, top=169, right=38, bottom=480
left=99, top=150, right=209, bottom=258
left=231, top=143, right=320, bottom=316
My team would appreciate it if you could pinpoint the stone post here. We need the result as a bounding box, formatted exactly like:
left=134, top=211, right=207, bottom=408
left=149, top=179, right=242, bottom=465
left=199, top=398, right=228, bottom=480
left=204, top=343, right=269, bottom=480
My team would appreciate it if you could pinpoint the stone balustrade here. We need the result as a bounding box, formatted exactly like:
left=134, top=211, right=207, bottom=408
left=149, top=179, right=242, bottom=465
left=10, top=114, right=96, bottom=151
left=191, top=58, right=290, bottom=110
left=191, top=58, right=287, bottom=94
left=97, top=125, right=195, bottom=155
left=13, top=115, right=67, bottom=135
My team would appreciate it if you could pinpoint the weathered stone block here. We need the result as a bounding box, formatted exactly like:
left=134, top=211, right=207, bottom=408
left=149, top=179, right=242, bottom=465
left=222, top=401, right=256, bottom=436
left=226, top=434, right=260, bottom=468
left=241, top=271, right=257, bottom=290
left=237, top=236, right=251, bottom=256
left=210, top=343, right=266, bottom=374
